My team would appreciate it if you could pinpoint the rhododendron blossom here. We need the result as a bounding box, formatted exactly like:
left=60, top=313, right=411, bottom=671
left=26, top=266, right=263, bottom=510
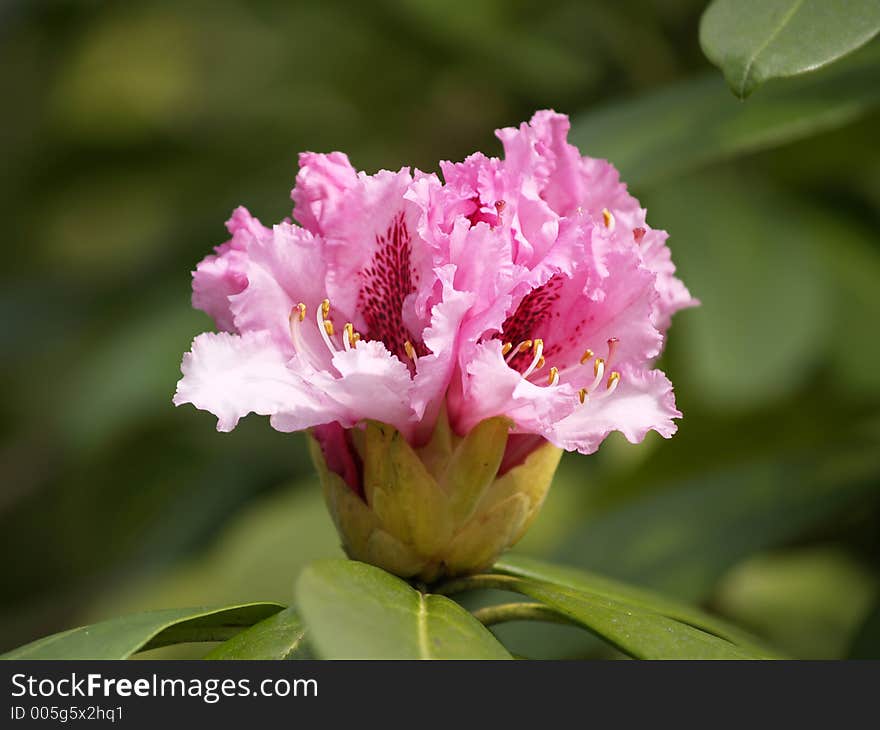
left=175, top=110, right=694, bottom=458
left=174, top=111, right=695, bottom=576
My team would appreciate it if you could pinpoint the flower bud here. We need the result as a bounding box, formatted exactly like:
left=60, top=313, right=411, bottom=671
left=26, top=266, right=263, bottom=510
left=309, top=413, right=562, bottom=582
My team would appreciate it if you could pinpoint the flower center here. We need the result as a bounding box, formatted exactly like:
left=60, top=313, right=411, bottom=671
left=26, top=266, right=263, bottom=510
left=498, top=276, right=621, bottom=404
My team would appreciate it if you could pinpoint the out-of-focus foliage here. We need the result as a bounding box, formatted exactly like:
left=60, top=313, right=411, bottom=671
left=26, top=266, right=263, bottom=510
left=1, top=0, right=878, bottom=659
left=699, top=0, right=880, bottom=98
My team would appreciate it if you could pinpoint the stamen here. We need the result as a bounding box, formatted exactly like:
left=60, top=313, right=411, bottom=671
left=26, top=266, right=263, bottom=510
left=521, top=339, right=544, bottom=379
left=501, top=342, right=513, bottom=356
left=505, top=339, right=533, bottom=364
left=588, top=357, right=605, bottom=392
left=289, top=304, right=331, bottom=370
left=580, top=349, right=594, bottom=364
left=606, top=337, right=619, bottom=365
left=606, top=371, right=621, bottom=394
left=602, top=208, right=615, bottom=231
left=316, top=298, right=338, bottom=355
left=578, top=388, right=587, bottom=404
left=535, top=356, right=545, bottom=370
left=404, top=340, right=418, bottom=364
left=343, top=323, right=355, bottom=351
left=547, top=366, right=559, bottom=386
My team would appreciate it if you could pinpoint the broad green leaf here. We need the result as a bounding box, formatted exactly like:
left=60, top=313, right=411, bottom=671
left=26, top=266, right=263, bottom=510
left=700, top=0, right=880, bottom=98
left=570, top=41, right=880, bottom=187
left=495, top=555, right=779, bottom=657
left=296, top=559, right=511, bottom=659
left=1, top=603, right=284, bottom=660
left=206, top=607, right=310, bottom=660
left=484, top=575, right=762, bottom=659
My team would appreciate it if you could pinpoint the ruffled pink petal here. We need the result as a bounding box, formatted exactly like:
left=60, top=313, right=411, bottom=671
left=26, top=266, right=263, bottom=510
left=547, top=365, right=681, bottom=454
left=636, top=227, right=699, bottom=330
left=229, top=222, right=328, bottom=353
left=291, top=151, right=359, bottom=235
left=191, top=207, right=270, bottom=332
left=173, top=331, right=327, bottom=433
left=295, top=155, right=433, bottom=361
left=451, top=340, right=577, bottom=436
left=410, top=265, right=477, bottom=442
left=311, top=339, right=417, bottom=438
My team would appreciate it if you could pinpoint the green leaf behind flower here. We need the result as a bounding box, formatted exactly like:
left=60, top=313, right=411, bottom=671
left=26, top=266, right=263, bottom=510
left=296, top=559, right=512, bottom=659
left=699, top=0, right=880, bottom=98
left=569, top=41, right=880, bottom=187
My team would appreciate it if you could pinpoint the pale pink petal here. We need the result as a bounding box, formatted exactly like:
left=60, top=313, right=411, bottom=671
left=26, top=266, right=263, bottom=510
left=410, top=265, right=477, bottom=442
left=291, top=151, right=359, bottom=235
left=636, top=227, right=699, bottom=330
left=191, top=207, right=270, bottom=332
left=173, top=331, right=327, bottom=433
left=313, top=339, right=417, bottom=437
left=547, top=366, right=680, bottom=454
left=452, top=340, right=577, bottom=436
left=229, top=222, right=327, bottom=353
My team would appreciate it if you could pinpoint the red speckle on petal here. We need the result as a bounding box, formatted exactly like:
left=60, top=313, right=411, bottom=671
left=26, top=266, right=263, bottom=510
left=357, top=212, right=422, bottom=362
left=500, top=275, right=564, bottom=370
left=633, top=227, right=646, bottom=243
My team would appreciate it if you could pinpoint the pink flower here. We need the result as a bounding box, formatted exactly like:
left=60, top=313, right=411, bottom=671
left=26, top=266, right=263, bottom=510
left=409, top=110, right=697, bottom=455
left=175, top=152, right=471, bottom=445
left=175, top=110, right=694, bottom=459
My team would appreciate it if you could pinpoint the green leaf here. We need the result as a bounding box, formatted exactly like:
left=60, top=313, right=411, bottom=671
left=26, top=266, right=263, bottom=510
left=295, top=559, right=512, bottom=659
left=477, top=574, right=764, bottom=659
left=206, top=607, right=310, bottom=660
left=569, top=41, right=880, bottom=187
left=1, top=603, right=284, bottom=660
left=700, top=0, right=880, bottom=98
left=495, top=555, right=779, bottom=657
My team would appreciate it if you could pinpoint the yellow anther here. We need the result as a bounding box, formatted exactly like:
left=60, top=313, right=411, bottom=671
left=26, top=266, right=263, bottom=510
left=578, top=388, right=588, bottom=404
left=344, top=323, right=355, bottom=347
left=535, top=356, right=545, bottom=370
left=602, top=208, right=615, bottom=230
left=321, top=299, right=330, bottom=319
left=519, top=340, right=533, bottom=353
left=294, top=303, right=306, bottom=322
left=501, top=342, right=513, bottom=356
left=352, top=332, right=361, bottom=344
left=323, top=320, right=335, bottom=337
left=532, top=338, right=543, bottom=353
left=404, top=340, right=416, bottom=360
left=607, top=371, right=621, bottom=390
left=594, top=357, right=605, bottom=376
left=580, top=349, right=594, bottom=364
left=547, top=366, right=558, bottom=385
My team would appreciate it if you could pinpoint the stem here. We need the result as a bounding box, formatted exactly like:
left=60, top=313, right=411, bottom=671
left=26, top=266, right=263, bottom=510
left=433, top=573, right=520, bottom=596
left=472, top=602, right=575, bottom=628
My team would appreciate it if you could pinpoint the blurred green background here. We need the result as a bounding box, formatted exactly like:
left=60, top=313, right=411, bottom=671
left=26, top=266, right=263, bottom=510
left=2, top=0, right=879, bottom=659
